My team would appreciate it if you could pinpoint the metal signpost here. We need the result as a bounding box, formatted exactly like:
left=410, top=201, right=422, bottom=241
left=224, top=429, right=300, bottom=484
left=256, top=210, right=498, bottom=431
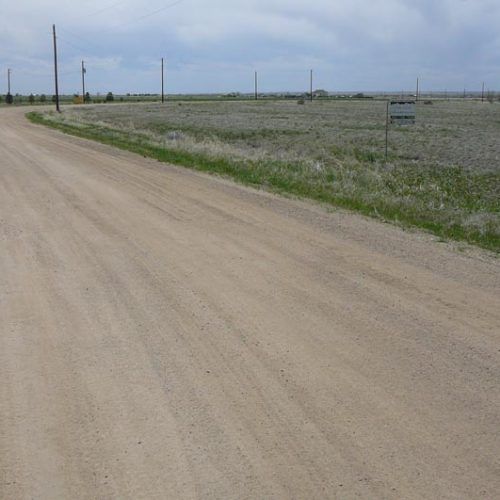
left=385, top=100, right=416, bottom=161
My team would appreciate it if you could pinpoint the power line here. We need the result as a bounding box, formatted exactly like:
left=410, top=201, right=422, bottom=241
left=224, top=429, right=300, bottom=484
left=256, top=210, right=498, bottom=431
left=58, top=69, right=82, bottom=77
left=57, top=35, right=90, bottom=54
left=110, top=0, right=185, bottom=30
left=54, top=0, right=187, bottom=55
left=137, top=0, right=184, bottom=21
left=58, top=26, right=104, bottom=52
left=82, top=0, right=131, bottom=19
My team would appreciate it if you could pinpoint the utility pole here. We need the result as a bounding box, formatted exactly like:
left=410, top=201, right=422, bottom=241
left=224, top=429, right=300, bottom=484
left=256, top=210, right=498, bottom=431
left=52, top=24, right=60, bottom=112
left=385, top=101, right=390, bottom=162
left=6, top=68, right=13, bottom=104
left=310, top=69, right=313, bottom=102
left=161, top=58, right=165, bottom=103
left=481, top=82, right=485, bottom=102
left=416, top=77, right=419, bottom=101
left=81, top=60, right=86, bottom=103
left=254, top=71, right=258, bottom=100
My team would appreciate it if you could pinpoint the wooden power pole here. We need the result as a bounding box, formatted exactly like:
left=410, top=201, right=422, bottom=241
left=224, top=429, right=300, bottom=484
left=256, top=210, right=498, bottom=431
left=81, top=60, right=86, bottom=103
left=52, top=24, right=60, bottom=112
left=161, top=58, right=165, bottom=103
left=310, top=69, right=313, bottom=102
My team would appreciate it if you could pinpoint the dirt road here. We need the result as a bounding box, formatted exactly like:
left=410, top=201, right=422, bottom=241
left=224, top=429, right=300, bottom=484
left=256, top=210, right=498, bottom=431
left=1, top=107, right=499, bottom=499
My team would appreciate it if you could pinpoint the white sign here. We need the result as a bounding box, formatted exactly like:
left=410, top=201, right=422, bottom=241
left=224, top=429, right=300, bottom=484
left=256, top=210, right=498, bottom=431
left=390, top=101, right=416, bottom=125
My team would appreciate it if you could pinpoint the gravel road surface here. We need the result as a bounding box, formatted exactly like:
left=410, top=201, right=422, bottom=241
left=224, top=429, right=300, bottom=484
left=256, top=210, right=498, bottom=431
left=1, top=107, right=499, bottom=499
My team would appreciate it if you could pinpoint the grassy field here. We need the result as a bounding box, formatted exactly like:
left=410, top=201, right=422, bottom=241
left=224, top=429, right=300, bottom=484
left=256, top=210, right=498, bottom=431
left=27, top=99, right=500, bottom=251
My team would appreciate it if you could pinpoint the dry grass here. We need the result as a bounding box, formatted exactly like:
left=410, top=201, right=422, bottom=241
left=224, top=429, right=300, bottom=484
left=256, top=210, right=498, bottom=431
left=30, top=99, right=500, bottom=251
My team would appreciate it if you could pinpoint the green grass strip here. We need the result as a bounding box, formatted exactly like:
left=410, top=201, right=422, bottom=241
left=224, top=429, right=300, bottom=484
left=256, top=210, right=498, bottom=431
left=26, top=111, right=499, bottom=253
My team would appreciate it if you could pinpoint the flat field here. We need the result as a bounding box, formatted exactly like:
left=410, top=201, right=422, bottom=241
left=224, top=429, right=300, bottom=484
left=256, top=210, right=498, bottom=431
left=31, top=99, right=500, bottom=250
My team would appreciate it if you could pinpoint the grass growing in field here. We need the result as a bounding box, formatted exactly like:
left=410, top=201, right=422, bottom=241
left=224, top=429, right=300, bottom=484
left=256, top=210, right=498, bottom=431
left=27, top=100, right=500, bottom=252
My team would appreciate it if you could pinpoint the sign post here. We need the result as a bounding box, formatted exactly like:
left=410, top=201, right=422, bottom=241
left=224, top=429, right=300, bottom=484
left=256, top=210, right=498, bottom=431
left=385, top=100, right=416, bottom=162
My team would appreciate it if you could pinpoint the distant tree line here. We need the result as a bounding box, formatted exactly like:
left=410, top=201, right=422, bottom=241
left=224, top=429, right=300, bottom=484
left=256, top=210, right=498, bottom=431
left=3, top=93, right=47, bottom=104
left=1, top=92, right=115, bottom=105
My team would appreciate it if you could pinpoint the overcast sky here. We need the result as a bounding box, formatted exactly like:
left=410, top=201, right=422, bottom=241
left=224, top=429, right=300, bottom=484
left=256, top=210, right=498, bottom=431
left=1, top=0, right=499, bottom=95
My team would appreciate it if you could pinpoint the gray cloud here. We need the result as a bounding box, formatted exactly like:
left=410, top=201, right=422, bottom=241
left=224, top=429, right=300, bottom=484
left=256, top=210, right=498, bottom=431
left=1, top=0, right=499, bottom=94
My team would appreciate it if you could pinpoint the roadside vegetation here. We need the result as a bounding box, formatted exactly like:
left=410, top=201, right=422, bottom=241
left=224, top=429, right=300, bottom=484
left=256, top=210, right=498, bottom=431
left=27, top=99, right=500, bottom=252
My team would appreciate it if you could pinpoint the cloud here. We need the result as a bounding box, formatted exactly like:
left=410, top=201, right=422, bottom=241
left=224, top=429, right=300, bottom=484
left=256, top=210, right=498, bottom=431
left=1, top=0, right=499, bottom=94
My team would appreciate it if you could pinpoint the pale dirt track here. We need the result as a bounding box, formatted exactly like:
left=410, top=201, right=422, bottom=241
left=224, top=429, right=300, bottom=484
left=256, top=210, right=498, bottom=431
left=0, top=106, right=499, bottom=500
